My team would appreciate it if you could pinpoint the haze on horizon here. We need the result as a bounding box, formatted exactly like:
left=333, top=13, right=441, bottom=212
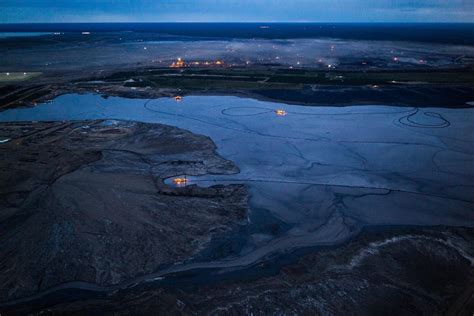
left=0, top=0, right=473, bottom=24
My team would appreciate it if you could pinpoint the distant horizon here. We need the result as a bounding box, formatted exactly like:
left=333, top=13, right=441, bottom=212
left=2, top=22, right=473, bottom=46
left=1, top=21, right=474, bottom=25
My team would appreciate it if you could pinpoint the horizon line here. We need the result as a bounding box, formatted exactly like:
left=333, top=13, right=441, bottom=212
left=1, top=21, right=474, bottom=25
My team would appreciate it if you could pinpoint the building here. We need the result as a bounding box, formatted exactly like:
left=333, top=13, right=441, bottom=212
left=170, top=58, right=186, bottom=68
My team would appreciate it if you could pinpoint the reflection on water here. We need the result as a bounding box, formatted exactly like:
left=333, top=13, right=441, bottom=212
left=1, top=94, right=473, bottom=257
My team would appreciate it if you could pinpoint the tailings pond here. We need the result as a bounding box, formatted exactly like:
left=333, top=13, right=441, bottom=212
left=0, top=94, right=473, bottom=292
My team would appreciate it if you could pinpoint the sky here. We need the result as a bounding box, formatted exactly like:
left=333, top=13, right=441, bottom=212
left=0, top=0, right=473, bottom=23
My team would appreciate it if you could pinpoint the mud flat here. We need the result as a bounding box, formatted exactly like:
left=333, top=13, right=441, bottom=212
left=0, top=120, right=247, bottom=302
left=0, top=94, right=473, bottom=314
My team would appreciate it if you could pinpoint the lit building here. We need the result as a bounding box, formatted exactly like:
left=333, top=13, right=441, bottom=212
left=170, top=58, right=186, bottom=68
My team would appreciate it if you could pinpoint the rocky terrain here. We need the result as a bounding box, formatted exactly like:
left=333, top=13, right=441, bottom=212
left=7, top=227, right=472, bottom=315
left=0, top=120, right=248, bottom=302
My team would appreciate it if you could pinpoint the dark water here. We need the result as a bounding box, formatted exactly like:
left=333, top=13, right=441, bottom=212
left=0, top=23, right=473, bottom=44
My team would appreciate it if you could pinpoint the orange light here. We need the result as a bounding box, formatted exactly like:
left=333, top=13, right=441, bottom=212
left=173, top=177, right=188, bottom=185
left=170, top=58, right=186, bottom=68
left=174, top=96, right=182, bottom=102
left=275, top=109, right=287, bottom=116
left=215, top=60, right=223, bottom=65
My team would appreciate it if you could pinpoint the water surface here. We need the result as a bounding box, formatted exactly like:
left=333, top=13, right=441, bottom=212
left=1, top=94, right=473, bottom=262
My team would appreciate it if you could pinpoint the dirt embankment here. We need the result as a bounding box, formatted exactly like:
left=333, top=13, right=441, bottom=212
left=0, top=120, right=248, bottom=302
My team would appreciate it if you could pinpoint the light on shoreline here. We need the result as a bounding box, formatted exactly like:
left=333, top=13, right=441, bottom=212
left=172, top=177, right=188, bottom=185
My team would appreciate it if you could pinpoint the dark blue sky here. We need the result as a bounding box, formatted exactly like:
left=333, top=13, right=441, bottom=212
left=1, top=0, right=473, bottom=23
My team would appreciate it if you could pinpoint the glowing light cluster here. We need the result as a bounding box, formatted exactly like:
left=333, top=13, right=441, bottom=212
left=172, top=177, right=188, bottom=185
left=170, top=58, right=224, bottom=68
left=170, top=57, right=186, bottom=68
left=275, top=109, right=287, bottom=116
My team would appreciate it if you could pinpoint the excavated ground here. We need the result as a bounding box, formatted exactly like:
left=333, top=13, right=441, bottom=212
left=0, top=120, right=248, bottom=302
